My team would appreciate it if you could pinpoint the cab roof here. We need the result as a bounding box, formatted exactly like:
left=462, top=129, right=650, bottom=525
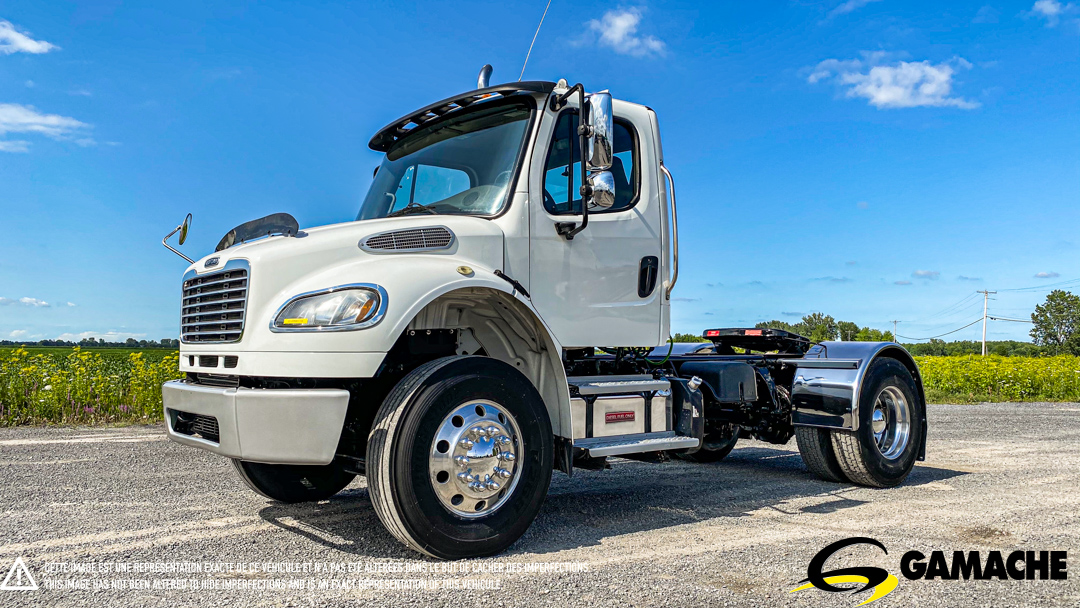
left=368, top=81, right=556, bottom=152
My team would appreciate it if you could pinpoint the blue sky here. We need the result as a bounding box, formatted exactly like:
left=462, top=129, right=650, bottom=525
left=0, top=0, right=1077, bottom=343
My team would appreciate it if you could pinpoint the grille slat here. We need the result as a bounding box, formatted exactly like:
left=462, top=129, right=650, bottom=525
left=182, top=267, right=248, bottom=344
left=360, top=227, right=455, bottom=252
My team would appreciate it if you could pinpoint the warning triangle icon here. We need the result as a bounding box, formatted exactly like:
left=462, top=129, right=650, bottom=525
left=1, top=557, right=38, bottom=591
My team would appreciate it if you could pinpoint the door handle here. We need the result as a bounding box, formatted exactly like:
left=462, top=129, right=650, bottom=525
left=639, top=256, right=659, bottom=297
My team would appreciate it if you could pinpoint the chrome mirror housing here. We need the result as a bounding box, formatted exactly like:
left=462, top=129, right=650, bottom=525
left=178, top=213, right=192, bottom=246
left=585, top=91, right=613, bottom=171
left=588, top=171, right=615, bottom=209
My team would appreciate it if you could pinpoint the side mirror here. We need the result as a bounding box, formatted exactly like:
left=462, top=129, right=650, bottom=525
left=178, top=213, right=192, bottom=246
left=588, top=171, right=615, bottom=209
left=585, top=91, right=613, bottom=171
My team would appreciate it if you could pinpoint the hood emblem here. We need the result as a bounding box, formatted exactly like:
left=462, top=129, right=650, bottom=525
left=204, top=257, right=220, bottom=268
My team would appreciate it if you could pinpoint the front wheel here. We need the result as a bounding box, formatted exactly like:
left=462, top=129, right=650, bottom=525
left=232, top=460, right=356, bottom=503
left=830, top=358, right=924, bottom=488
left=366, top=356, right=553, bottom=559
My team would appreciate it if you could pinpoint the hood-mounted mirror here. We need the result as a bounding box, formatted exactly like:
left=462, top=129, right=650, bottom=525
left=215, top=212, right=299, bottom=252
left=162, top=213, right=195, bottom=264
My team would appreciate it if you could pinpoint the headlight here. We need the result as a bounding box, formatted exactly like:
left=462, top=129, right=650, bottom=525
left=271, top=284, right=387, bottom=331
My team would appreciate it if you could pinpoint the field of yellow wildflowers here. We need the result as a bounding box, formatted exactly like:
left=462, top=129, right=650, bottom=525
left=0, top=347, right=183, bottom=426
left=1, top=348, right=1078, bottom=426
left=915, top=355, right=1080, bottom=404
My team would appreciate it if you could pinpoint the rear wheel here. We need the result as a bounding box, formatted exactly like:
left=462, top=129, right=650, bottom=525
left=232, top=460, right=356, bottom=503
left=675, top=423, right=740, bottom=463
left=830, top=358, right=923, bottom=488
left=366, top=356, right=553, bottom=559
left=795, top=427, right=848, bottom=482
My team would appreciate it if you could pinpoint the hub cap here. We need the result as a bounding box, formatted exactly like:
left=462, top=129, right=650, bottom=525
left=429, top=400, right=523, bottom=518
left=871, top=386, right=911, bottom=460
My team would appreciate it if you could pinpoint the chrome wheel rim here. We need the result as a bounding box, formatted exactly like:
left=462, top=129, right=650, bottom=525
left=871, top=386, right=911, bottom=460
left=429, top=400, right=523, bottom=519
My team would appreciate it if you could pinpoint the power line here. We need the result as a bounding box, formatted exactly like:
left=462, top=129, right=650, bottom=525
left=518, top=0, right=553, bottom=81
left=908, top=292, right=981, bottom=324
left=999, top=277, right=1080, bottom=293
left=896, top=318, right=984, bottom=341
left=988, top=316, right=1033, bottom=323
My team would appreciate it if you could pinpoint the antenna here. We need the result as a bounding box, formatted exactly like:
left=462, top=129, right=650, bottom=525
left=519, top=0, right=553, bottom=81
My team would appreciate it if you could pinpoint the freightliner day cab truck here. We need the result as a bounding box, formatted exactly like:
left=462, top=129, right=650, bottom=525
left=161, top=68, right=928, bottom=559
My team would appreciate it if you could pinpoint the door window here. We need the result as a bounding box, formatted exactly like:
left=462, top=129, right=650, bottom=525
left=542, top=112, right=638, bottom=214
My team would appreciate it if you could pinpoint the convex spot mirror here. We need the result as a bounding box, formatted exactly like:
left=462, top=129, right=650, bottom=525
left=178, top=213, right=192, bottom=246
left=585, top=91, right=613, bottom=171
left=588, top=171, right=615, bottom=209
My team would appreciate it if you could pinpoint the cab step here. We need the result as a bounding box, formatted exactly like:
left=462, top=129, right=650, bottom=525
left=567, top=375, right=670, bottom=396
left=573, top=431, right=699, bottom=457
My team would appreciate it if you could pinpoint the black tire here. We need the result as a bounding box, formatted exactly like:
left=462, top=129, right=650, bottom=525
left=366, top=356, right=553, bottom=559
left=676, top=424, right=740, bottom=463
left=795, top=426, right=848, bottom=482
left=831, top=358, right=924, bottom=488
left=232, top=459, right=356, bottom=503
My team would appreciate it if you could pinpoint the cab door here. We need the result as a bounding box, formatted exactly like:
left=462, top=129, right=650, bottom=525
left=528, top=99, right=664, bottom=348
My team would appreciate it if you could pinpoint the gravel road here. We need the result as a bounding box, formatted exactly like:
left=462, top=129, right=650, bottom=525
left=0, top=402, right=1077, bottom=607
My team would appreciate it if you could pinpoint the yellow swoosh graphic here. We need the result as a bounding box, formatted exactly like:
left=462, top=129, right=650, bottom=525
left=789, top=574, right=899, bottom=606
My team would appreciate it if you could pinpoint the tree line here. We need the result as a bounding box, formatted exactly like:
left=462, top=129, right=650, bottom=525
left=0, top=337, right=180, bottom=349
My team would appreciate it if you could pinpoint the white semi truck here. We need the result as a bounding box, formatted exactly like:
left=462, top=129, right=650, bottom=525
left=161, top=70, right=927, bottom=559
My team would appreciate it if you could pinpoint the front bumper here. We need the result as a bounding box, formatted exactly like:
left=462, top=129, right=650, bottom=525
left=161, top=380, right=350, bottom=465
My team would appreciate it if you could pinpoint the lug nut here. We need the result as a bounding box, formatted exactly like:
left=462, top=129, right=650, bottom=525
left=485, top=480, right=500, bottom=491
left=459, top=438, right=474, bottom=449
left=471, top=426, right=488, bottom=438
left=454, top=455, right=470, bottom=467
left=498, top=451, right=516, bottom=462
left=496, top=435, right=511, bottom=445
left=485, top=426, right=500, bottom=437
left=494, top=467, right=512, bottom=479
left=457, top=472, right=470, bottom=482
left=468, top=481, right=484, bottom=492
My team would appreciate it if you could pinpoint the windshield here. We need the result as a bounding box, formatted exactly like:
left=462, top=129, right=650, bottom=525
left=357, top=101, right=532, bottom=220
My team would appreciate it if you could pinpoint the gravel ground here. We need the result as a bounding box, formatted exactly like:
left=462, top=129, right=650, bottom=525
left=0, top=402, right=1077, bottom=607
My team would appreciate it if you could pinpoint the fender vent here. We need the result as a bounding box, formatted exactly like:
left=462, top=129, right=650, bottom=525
left=360, top=227, right=455, bottom=252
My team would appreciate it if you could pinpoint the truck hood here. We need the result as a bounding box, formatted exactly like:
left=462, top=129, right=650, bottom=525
left=186, top=215, right=505, bottom=282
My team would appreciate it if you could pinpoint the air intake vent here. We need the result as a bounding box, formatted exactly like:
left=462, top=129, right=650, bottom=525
left=360, top=227, right=455, bottom=253
left=181, top=262, right=249, bottom=344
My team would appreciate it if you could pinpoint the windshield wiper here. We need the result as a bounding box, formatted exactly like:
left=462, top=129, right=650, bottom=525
left=386, top=202, right=438, bottom=218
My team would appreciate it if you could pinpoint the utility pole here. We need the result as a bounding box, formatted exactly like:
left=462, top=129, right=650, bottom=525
left=978, top=290, right=997, bottom=356
left=890, top=320, right=899, bottom=341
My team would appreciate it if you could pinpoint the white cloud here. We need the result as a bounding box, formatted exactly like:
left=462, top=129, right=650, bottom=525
left=894, top=280, right=913, bottom=285
left=0, top=139, right=29, bottom=153
left=0, top=296, right=50, bottom=307
left=8, top=329, right=27, bottom=339
left=957, top=275, right=983, bottom=281
left=0, top=19, right=57, bottom=55
left=66, top=302, right=76, bottom=307
left=1034, top=271, right=1060, bottom=278
left=973, top=5, right=1000, bottom=23
left=586, top=8, right=666, bottom=57
left=829, top=0, right=883, bottom=18
left=1031, top=0, right=1079, bottom=26
left=912, top=270, right=941, bottom=280
left=808, top=53, right=979, bottom=109
left=55, top=330, right=146, bottom=342
left=0, top=103, right=89, bottom=138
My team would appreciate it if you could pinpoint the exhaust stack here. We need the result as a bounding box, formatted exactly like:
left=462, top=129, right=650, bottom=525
left=477, top=64, right=493, bottom=89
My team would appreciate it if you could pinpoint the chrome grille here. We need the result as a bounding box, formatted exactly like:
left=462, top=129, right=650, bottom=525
left=360, top=227, right=454, bottom=252
left=181, top=266, right=248, bottom=343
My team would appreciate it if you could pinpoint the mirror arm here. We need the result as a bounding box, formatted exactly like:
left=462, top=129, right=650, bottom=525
left=553, top=84, right=592, bottom=240
left=162, top=225, right=194, bottom=264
